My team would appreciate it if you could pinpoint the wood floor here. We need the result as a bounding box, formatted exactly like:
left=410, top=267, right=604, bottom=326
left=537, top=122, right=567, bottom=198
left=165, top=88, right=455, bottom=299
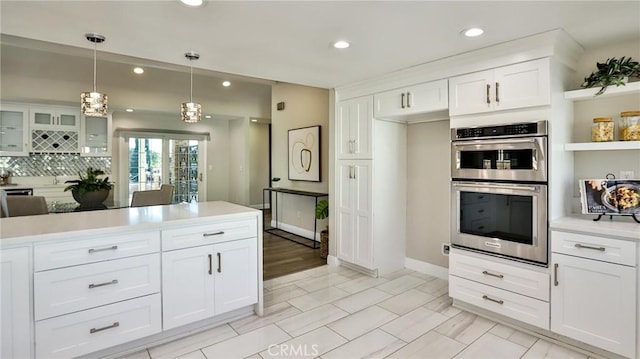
left=262, top=210, right=326, bottom=280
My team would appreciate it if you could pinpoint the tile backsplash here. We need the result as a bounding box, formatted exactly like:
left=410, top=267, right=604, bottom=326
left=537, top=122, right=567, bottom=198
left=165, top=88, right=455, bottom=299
left=0, top=154, right=111, bottom=177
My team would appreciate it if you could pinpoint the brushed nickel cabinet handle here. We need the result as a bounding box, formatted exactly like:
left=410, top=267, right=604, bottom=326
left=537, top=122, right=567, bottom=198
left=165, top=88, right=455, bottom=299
left=553, top=263, right=559, bottom=286
left=88, top=245, right=118, bottom=254
left=406, top=92, right=412, bottom=108
left=208, top=254, right=213, bottom=275
left=217, top=252, right=222, bottom=273
left=401, top=92, right=406, bottom=109
left=203, top=231, right=224, bottom=237
left=482, top=295, right=504, bottom=305
left=88, top=279, right=118, bottom=289
left=574, top=243, right=606, bottom=251
left=486, top=84, right=491, bottom=104
left=495, top=82, right=500, bottom=103
left=482, top=270, right=504, bottom=279
left=90, top=321, right=119, bottom=334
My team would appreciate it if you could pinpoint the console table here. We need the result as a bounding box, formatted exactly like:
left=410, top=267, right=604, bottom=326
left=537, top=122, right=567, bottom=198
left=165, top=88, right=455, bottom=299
left=262, top=187, right=328, bottom=249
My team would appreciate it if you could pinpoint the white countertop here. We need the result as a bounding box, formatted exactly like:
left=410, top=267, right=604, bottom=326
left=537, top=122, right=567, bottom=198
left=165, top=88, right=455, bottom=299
left=551, top=215, right=640, bottom=241
left=0, top=201, right=260, bottom=246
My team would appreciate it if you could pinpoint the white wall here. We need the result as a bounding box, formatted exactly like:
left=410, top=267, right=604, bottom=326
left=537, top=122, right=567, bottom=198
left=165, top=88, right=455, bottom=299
left=228, top=118, right=250, bottom=205
left=271, top=83, right=329, bottom=236
left=249, top=122, right=270, bottom=208
left=406, top=119, right=451, bottom=268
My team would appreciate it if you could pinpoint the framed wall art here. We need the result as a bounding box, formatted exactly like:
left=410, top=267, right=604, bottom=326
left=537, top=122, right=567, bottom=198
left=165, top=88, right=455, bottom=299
left=288, top=125, right=321, bottom=182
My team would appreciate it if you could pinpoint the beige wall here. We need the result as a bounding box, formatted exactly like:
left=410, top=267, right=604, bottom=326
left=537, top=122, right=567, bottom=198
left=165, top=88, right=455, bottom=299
left=249, top=122, right=270, bottom=207
left=406, top=119, right=451, bottom=268
left=271, top=83, right=329, bottom=235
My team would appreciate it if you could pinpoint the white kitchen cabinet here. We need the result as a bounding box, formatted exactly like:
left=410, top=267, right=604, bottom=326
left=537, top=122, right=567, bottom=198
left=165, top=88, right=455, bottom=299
left=80, top=113, right=112, bottom=156
left=374, top=79, right=448, bottom=119
left=335, top=120, right=407, bottom=275
left=337, top=96, right=373, bottom=159
left=336, top=160, right=373, bottom=268
left=0, top=104, right=29, bottom=156
left=0, top=247, right=32, bottom=359
left=30, top=105, right=79, bottom=129
left=449, top=58, right=550, bottom=116
left=162, top=236, right=258, bottom=330
left=550, top=231, right=637, bottom=358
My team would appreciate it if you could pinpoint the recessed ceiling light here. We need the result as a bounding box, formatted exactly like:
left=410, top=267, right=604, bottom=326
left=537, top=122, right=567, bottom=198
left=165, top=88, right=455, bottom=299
left=205, top=115, right=212, bottom=119
left=222, top=81, right=231, bottom=87
left=133, top=67, right=144, bottom=74
left=125, top=108, right=134, bottom=112
left=462, top=27, right=484, bottom=37
left=333, top=40, right=350, bottom=49
left=251, top=119, right=258, bottom=122
left=180, top=0, right=203, bottom=7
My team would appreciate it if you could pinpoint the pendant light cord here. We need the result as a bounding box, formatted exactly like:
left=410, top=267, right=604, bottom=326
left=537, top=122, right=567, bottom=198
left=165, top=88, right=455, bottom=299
left=190, top=61, right=194, bottom=102
left=93, top=41, right=97, bottom=92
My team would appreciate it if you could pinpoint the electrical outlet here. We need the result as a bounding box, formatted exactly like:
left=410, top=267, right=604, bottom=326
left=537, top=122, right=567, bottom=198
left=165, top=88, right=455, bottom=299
left=620, top=170, right=635, bottom=179
left=441, top=243, right=450, bottom=256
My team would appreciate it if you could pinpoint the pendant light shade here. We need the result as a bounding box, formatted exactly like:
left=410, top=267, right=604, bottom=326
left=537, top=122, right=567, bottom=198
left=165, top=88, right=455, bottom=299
left=181, top=52, right=201, bottom=123
left=81, top=33, right=108, bottom=117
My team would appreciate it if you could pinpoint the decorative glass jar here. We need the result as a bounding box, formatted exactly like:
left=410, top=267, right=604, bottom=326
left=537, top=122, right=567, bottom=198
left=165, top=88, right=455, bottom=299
left=619, top=111, right=640, bottom=141
left=591, top=117, right=614, bottom=142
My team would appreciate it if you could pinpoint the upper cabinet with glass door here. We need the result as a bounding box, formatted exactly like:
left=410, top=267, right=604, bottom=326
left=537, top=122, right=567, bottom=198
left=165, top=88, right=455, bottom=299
left=80, top=113, right=112, bottom=156
left=0, top=104, right=30, bottom=156
left=30, top=105, right=80, bottom=130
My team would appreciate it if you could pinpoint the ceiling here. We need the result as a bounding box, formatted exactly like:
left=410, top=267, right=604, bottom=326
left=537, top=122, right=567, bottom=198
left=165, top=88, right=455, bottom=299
left=1, top=1, right=639, bottom=90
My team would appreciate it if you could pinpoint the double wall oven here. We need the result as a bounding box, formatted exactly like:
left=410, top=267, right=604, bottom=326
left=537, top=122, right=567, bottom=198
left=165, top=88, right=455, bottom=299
left=450, top=121, right=548, bottom=265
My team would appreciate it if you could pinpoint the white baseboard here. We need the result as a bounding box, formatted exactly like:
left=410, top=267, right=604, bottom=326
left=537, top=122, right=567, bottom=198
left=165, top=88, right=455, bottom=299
left=327, top=255, right=340, bottom=267
left=405, top=257, right=449, bottom=280
left=270, top=220, right=322, bottom=242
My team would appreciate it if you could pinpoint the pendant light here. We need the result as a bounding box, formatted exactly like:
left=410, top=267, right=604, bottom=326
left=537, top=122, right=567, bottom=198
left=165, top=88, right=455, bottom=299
left=81, top=33, right=108, bottom=117
left=181, top=52, right=201, bottom=123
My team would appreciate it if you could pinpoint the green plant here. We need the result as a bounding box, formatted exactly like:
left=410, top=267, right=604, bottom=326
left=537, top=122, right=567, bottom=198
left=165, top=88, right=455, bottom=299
left=581, top=56, right=640, bottom=95
left=64, top=167, right=113, bottom=196
left=315, top=199, right=328, bottom=220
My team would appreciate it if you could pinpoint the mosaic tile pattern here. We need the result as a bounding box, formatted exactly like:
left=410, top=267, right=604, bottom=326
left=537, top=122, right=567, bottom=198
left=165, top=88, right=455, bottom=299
left=0, top=154, right=111, bottom=177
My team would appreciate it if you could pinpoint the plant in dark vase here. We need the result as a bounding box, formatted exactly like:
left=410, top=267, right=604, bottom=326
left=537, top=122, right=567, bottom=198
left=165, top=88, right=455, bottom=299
left=581, top=56, right=640, bottom=95
left=315, top=199, right=329, bottom=259
left=64, top=167, right=113, bottom=207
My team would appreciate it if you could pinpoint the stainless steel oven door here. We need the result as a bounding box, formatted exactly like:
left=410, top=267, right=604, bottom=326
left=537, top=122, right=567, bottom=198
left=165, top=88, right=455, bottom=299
left=451, top=181, right=548, bottom=265
left=451, top=136, right=547, bottom=182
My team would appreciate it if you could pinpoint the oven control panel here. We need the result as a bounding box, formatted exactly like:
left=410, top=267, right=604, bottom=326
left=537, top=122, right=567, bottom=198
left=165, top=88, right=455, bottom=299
left=453, top=121, right=547, bottom=140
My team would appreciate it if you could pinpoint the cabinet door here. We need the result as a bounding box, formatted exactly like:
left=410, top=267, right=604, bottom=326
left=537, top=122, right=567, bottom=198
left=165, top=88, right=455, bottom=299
left=0, top=105, right=29, bottom=156
left=551, top=253, right=636, bottom=358
left=80, top=114, right=112, bottom=156
left=493, top=58, right=550, bottom=111
left=374, top=88, right=406, bottom=118
left=336, top=161, right=373, bottom=269
left=213, top=238, right=258, bottom=315
left=448, top=69, right=493, bottom=116
left=352, top=161, right=373, bottom=269
left=404, top=79, right=449, bottom=115
left=1, top=247, right=32, bottom=359
left=162, top=245, right=215, bottom=330
left=337, top=96, right=372, bottom=159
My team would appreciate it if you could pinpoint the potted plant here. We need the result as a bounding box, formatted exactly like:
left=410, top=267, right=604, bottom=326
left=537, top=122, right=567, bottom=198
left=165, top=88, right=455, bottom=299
left=271, top=177, right=281, bottom=188
left=581, top=56, right=640, bottom=95
left=64, top=167, right=113, bottom=207
left=315, top=199, right=329, bottom=259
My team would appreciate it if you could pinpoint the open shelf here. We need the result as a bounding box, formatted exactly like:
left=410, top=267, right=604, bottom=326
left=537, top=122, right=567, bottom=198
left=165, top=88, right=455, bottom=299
left=564, top=81, right=640, bottom=101
left=565, top=141, right=640, bottom=151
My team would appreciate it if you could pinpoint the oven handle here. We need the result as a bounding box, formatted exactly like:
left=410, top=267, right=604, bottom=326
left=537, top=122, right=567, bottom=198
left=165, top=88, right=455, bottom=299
left=453, top=138, right=536, bottom=146
left=452, top=182, right=539, bottom=192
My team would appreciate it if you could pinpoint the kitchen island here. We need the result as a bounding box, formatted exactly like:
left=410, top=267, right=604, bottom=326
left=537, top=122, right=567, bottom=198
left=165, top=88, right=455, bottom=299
left=0, top=201, right=263, bottom=359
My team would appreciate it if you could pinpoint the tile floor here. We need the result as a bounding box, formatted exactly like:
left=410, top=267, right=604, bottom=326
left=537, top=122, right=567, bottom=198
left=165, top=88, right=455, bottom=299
left=120, top=265, right=598, bottom=359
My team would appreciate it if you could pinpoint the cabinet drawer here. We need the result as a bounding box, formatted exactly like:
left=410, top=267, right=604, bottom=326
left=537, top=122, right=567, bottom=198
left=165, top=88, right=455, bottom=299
left=449, top=275, right=549, bottom=330
left=162, top=218, right=257, bottom=251
left=552, top=231, right=636, bottom=266
left=34, top=231, right=160, bottom=271
left=34, top=254, right=160, bottom=320
left=35, top=294, right=161, bottom=359
left=449, top=251, right=549, bottom=301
